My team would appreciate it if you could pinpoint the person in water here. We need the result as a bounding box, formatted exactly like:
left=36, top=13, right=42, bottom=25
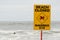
left=13, top=32, right=16, bottom=34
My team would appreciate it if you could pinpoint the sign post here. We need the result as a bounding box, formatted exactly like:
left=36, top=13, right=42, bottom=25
left=34, top=4, right=51, bottom=40
left=41, top=30, right=42, bottom=40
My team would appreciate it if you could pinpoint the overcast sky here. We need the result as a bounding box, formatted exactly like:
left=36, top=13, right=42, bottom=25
left=0, top=0, right=60, bottom=21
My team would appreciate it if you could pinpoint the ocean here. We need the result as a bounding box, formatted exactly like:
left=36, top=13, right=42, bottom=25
left=0, top=21, right=60, bottom=40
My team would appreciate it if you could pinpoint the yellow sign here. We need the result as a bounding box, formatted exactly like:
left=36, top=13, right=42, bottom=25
left=34, top=5, right=51, bottom=30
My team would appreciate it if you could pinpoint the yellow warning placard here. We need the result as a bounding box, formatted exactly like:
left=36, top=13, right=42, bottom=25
left=34, top=5, right=51, bottom=30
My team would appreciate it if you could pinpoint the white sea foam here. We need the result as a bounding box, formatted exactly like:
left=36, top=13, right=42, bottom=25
left=0, top=21, right=60, bottom=40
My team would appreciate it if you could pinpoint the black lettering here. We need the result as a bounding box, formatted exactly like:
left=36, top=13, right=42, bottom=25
left=39, top=26, right=45, bottom=29
left=35, top=9, right=50, bottom=12
left=35, top=24, right=49, bottom=26
left=36, top=6, right=40, bottom=8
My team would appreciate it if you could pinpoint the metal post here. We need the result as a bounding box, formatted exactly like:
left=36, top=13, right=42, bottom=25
left=41, top=30, right=42, bottom=40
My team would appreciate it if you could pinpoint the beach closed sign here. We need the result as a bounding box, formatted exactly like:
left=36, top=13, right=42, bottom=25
left=34, top=5, right=51, bottom=30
